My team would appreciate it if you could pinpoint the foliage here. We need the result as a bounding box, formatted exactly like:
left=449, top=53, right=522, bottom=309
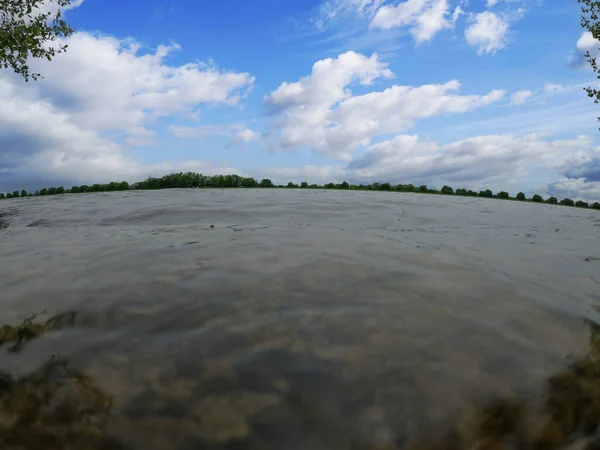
left=1, top=172, right=599, bottom=209
left=560, top=198, right=575, bottom=206
left=0, top=0, right=75, bottom=81
left=579, top=0, right=600, bottom=124
left=532, top=194, right=544, bottom=203
left=576, top=200, right=590, bottom=208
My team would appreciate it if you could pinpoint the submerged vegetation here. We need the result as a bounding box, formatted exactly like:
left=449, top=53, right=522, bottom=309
left=0, top=172, right=599, bottom=210
left=2, top=311, right=600, bottom=448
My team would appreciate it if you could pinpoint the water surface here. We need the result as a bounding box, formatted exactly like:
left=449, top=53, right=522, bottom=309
left=1, top=189, right=600, bottom=449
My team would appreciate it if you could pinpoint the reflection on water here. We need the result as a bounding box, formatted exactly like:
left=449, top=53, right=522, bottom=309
left=1, top=190, right=600, bottom=449
left=2, top=313, right=600, bottom=449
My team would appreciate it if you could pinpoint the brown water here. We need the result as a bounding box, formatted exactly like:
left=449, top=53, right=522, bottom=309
left=1, top=189, right=599, bottom=449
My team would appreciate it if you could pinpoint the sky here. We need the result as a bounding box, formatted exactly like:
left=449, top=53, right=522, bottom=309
left=2, top=0, right=600, bottom=201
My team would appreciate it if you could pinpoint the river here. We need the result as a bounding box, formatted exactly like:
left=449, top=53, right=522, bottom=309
left=1, top=189, right=599, bottom=449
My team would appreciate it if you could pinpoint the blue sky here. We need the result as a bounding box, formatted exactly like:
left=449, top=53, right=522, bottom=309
left=1, top=0, right=600, bottom=201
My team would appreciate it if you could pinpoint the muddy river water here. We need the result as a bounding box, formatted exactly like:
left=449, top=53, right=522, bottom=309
left=1, top=189, right=599, bottom=449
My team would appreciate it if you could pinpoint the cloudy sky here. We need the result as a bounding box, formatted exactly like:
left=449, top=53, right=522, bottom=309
left=1, top=0, right=600, bottom=201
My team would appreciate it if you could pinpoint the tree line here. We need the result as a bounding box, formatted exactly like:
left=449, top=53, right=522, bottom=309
left=0, top=172, right=599, bottom=210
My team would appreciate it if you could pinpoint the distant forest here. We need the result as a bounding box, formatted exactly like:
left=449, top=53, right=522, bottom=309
left=1, top=172, right=599, bottom=210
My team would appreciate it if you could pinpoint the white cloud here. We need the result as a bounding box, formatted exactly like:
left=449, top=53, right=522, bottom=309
left=168, top=123, right=245, bottom=139
left=231, top=128, right=261, bottom=144
left=26, top=33, right=254, bottom=136
left=543, top=83, right=565, bottom=94
left=548, top=178, right=600, bottom=203
left=265, top=51, right=393, bottom=112
left=577, top=31, right=599, bottom=55
left=486, top=0, right=499, bottom=6
left=465, top=11, right=509, bottom=55
left=370, top=0, right=452, bottom=43
left=347, top=133, right=593, bottom=186
left=315, top=0, right=385, bottom=26
left=264, top=51, right=504, bottom=160
left=509, top=89, right=533, bottom=106
left=451, top=5, right=465, bottom=25
left=256, top=132, right=600, bottom=202
left=0, top=32, right=254, bottom=191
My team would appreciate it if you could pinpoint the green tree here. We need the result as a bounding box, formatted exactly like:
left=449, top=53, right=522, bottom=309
left=455, top=188, right=467, bottom=196
left=300, top=181, right=308, bottom=188
left=497, top=191, right=509, bottom=199
left=579, top=0, right=600, bottom=124
left=379, top=183, right=392, bottom=191
left=12, top=190, right=19, bottom=198
left=241, top=177, right=258, bottom=188
left=516, top=192, right=526, bottom=201
left=39, top=188, right=47, bottom=196
left=418, top=185, right=427, bottom=193
left=340, top=181, right=349, bottom=189
left=6, top=193, right=12, bottom=198
left=576, top=200, right=590, bottom=208
left=441, top=185, right=454, bottom=195
left=592, top=202, right=600, bottom=209
left=546, top=196, right=558, bottom=204
left=20, top=189, right=28, bottom=197
left=532, top=194, right=544, bottom=203
left=0, top=0, right=75, bottom=82
left=287, top=182, right=298, bottom=188
left=560, top=198, right=575, bottom=206
left=0, top=193, right=5, bottom=199
left=479, top=189, right=493, bottom=198
left=259, top=178, right=273, bottom=188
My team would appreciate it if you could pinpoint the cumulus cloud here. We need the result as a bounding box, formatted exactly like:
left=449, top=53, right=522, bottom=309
left=260, top=133, right=600, bottom=202
left=230, top=128, right=261, bottom=144
left=570, top=31, right=600, bottom=68
left=264, top=51, right=504, bottom=160
left=0, top=32, right=254, bottom=191
left=346, top=133, right=594, bottom=188
left=509, top=89, right=533, bottom=106
left=370, top=0, right=452, bottom=43
left=486, top=0, right=499, bottom=6
left=547, top=178, right=600, bottom=203
left=24, top=33, right=254, bottom=134
left=465, top=11, right=509, bottom=55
